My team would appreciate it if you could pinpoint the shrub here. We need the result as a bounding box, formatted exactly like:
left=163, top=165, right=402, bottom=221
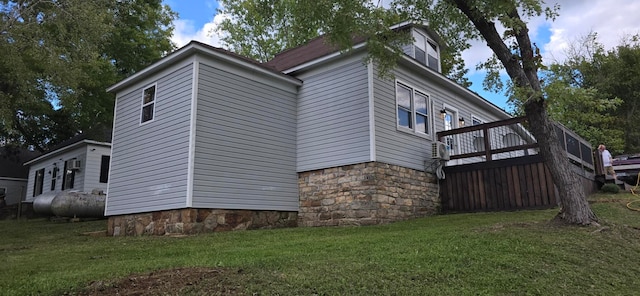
left=601, top=183, right=620, bottom=194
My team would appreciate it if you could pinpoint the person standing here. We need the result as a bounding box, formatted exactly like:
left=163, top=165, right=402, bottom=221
left=598, top=144, right=617, bottom=180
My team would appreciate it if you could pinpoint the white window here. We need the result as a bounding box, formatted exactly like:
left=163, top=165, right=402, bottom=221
left=471, top=116, right=486, bottom=152
left=141, top=84, right=156, bottom=123
left=396, top=82, right=431, bottom=135
left=471, top=116, right=484, bottom=126
left=412, top=30, right=440, bottom=72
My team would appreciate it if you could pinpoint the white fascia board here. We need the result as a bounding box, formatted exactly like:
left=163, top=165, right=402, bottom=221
left=186, top=55, right=199, bottom=208
left=397, top=55, right=510, bottom=118
left=367, top=61, right=376, bottom=162
left=282, top=43, right=368, bottom=74
left=107, top=42, right=301, bottom=93
left=23, top=140, right=111, bottom=166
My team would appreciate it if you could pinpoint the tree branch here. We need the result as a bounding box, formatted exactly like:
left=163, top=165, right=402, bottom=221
left=506, top=6, right=541, bottom=93
left=449, top=0, right=530, bottom=90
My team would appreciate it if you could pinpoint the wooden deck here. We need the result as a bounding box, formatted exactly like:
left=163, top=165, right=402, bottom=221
left=437, top=117, right=596, bottom=213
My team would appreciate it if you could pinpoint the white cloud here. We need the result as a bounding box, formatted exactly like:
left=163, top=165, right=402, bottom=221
left=462, top=1, right=640, bottom=74
left=170, top=4, right=227, bottom=48
left=543, top=0, right=640, bottom=63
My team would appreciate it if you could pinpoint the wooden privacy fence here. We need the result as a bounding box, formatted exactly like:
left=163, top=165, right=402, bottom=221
left=441, top=155, right=557, bottom=212
left=437, top=117, right=595, bottom=213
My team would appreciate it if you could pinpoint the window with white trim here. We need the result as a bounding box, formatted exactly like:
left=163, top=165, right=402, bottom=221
left=141, top=84, right=156, bottom=123
left=471, top=116, right=486, bottom=152
left=412, top=30, right=440, bottom=72
left=396, top=82, right=430, bottom=135
left=471, top=116, right=484, bottom=126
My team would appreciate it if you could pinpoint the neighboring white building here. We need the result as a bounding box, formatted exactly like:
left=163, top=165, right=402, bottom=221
left=24, top=136, right=111, bottom=204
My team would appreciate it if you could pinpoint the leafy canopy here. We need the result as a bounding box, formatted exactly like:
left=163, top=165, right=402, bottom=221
left=0, top=0, right=176, bottom=151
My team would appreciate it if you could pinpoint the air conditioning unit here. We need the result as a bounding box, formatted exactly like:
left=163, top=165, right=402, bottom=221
left=431, top=141, right=451, bottom=160
left=67, top=159, right=82, bottom=170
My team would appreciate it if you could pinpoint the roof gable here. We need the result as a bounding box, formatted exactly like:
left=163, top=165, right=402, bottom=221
left=264, top=36, right=367, bottom=72
left=107, top=41, right=301, bottom=94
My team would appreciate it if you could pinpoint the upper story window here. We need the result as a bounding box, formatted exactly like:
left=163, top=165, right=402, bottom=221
left=412, top=30, right=440, bottom=72
left=141, top=84, right=156, bottom=124
left=396, top=81, right=430, bottom=136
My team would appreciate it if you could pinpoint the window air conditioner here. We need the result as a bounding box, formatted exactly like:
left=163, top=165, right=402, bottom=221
left=431, top=141, right=451, bottom=160
left=67, top=159, right=82, bottom=170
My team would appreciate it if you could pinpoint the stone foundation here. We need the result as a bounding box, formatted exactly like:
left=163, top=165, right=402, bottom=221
left=298, top=162, right=440, bottom=227
left=107, top=208, right=297, bottom=236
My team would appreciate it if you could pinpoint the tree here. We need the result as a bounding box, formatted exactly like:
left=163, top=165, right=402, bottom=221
left=217, top=0, right=598, bottom=225
left=0, top=0, right=176, bottom=151
left=215, top=0, right=471, bottom=86
left=542, top=33, right=624, bottom=153
left=586, top=36, right=640, bottom=154
left=216, top=0, right=323, bottom=63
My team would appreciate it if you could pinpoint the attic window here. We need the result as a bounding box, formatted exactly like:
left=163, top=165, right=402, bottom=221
left=412, top=30, right=440, bottom=72
left=141, top=84, right=156, bottom=124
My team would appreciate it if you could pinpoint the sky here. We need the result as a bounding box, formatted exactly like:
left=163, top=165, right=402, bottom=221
left=163, top=0, right=640, bottom=111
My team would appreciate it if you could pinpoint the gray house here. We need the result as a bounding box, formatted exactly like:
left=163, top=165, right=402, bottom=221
left=105, top=23, right=511, bottom=236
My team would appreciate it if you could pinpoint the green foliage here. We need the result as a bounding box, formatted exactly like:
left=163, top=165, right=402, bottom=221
left=0, top=0, right=176, bottom=151
left=216, top=0, right=324, bottom=63
left=600, top=183, right=620, bottom=194
left=542, top=32, right=640, bottom=154
left=1, top=197, right=640, bottom=295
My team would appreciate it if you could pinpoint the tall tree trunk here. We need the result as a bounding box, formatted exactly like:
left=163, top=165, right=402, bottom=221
left=452, top=0, right=598, bottom=225
left=524, top=99, right=598, bottom=225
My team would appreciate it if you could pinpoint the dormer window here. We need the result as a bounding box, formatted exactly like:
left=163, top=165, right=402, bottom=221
left=412, top=30, right=440, bottom=72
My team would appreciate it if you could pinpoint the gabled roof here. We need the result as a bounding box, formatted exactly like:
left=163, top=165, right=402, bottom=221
left=264, top=35, right=367, bottom=72
left=264, top=21, right=445, bottom=73
left=264, top=23, right=509, bottom=118
left=107, top=41, right=302, bottom=94
left=23, top=131, right=112, bottom=166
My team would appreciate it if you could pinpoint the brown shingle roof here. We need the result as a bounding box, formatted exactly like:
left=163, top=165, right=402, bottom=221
left=264, top=36, right=366, bottom=72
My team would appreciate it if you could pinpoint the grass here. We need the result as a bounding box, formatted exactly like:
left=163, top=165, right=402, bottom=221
left=1, top=192, right=640, bottom=295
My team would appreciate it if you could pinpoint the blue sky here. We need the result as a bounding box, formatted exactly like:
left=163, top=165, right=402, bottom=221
left=163, top=1, right=640, bottom=112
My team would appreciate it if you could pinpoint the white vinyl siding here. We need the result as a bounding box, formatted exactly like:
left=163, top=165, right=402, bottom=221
left=83, top=145, right=111, bottom=192
left=24, top=143, right=109, bottom=202
left=106, top=62, right=193, bottom=216
left=192, top=61, right=299, bottom=211
left=296, top=55, right=371, bottom=172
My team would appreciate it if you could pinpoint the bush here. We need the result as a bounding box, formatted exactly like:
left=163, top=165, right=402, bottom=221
left=601, top=183, right=620, bottom=194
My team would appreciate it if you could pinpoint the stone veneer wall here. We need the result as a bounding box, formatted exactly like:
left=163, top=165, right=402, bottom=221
left=107, top=209, right=297, bottom=236
left=298, top=162, right=440, bottom=227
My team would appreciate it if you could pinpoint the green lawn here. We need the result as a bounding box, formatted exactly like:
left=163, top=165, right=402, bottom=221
left=1, top=192, right=639, bottom=295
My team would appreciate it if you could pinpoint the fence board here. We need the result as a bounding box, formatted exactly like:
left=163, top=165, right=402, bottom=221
left=441, top=155, right=559, bottom=213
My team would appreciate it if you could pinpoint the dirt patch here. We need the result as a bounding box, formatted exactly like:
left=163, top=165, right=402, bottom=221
left=67, top=267, right=248, bottom=296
